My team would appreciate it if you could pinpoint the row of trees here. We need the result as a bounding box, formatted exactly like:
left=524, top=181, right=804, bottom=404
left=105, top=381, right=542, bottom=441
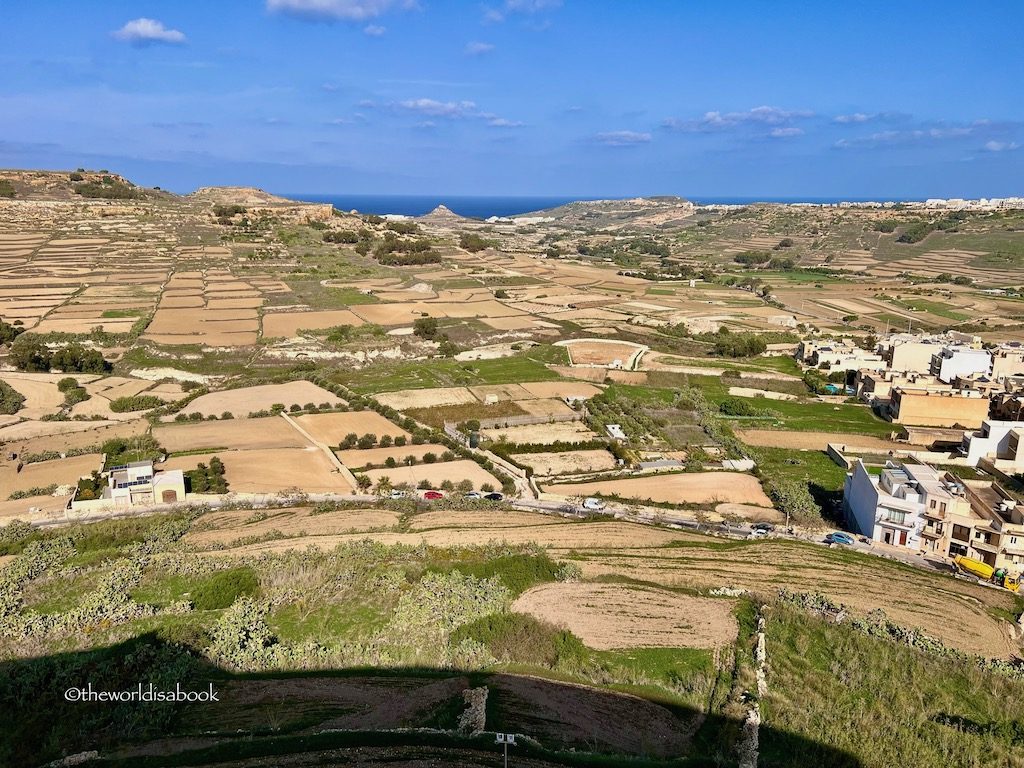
left=8, top=338, right=112, bottom=374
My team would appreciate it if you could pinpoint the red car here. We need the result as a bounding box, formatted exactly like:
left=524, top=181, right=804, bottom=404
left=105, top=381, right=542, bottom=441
left=422, top=490, right=444, bottom=500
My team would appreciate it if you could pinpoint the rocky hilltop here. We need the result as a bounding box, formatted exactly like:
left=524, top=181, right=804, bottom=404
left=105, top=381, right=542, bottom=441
left=0, top=168, right=160, bottom=201
left=189, top=186, right=298, bottom=206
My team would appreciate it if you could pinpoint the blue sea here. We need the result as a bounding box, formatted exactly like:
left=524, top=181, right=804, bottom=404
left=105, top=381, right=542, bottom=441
left=283, top=194, right=904, bottom=219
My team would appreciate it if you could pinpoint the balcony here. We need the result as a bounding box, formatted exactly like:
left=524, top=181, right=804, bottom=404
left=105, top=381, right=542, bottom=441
left=972, top=539, right=1001, bottom=554
left=921, top=527, right=943, bottom=539
left=922, top=507, right=946, bottom=521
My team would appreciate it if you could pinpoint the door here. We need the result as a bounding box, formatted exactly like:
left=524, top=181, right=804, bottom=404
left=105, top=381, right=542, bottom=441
left=884, top=530, right=892, bottom=545
left=161, top=489, right=178, bottom=503
left=899, top=530, right=907, bottom=546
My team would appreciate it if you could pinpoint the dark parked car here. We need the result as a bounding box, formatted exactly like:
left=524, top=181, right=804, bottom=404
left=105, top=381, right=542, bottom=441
left=484, top=492, right=504, bottom=501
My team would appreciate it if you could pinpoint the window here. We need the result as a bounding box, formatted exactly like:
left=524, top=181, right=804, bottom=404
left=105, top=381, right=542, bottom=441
left=952, top=524, right=971, bottom=542
left=886, top=509, right=907, bottom=526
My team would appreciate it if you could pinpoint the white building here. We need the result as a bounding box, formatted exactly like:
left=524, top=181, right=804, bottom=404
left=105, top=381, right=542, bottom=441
left=930, top=346, right=991, bottom=384
left=960, top=420, right=1024, bottom=470
left=606, top=424, right=626, bottom=440
left=843, top=460, right=967, bottom=550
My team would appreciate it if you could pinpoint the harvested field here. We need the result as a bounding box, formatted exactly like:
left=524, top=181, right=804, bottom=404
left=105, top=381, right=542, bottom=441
left=736, top=429, right=907, bottom=451
left=0, top=373, right=66, bottom=419
left=1, top=453, right=101, bottom=497
left=519, top=381, right=603, bottom=399
left=180, top=382, right=343, bottom=418
left=515, top=399, right=576, bottom=418
left=362, top=460, right=501, bottom=490
left=480, top=421, right=598, bottom=444
left=294, top=411, right=408, bottom=445
left=511, top=449, right=616, bottom=476
left=561, top=339, right=646, bottom=368
left=262, top=310, right=365, bottom=338
left=161, top=448, right=354, bottom=494
left=154, top=418, right=310, bottom=453
left=544, top=471, right=773, bottom=506
left=185, top=506, right=400, bottom=548
left=375, top=387, right=477, bottom=410
left=407, top=509, right=568, bottom=530
left=728, top=386, right=797, bottom=401
left=512, top=582, right=738, bottom=649
left=336, top=443, right=448, bottom=469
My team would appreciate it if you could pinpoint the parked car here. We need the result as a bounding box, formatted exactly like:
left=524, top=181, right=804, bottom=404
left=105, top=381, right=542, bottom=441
left=463, top=491, right=482, bottom=499
left=825, top=531, right=855, bottom=546
left=422, top=490, right=444, bottom=500
left=389, top=489, right=406, bottom=499
left=582, top=497, right=606, bottom=511
left=484, top=492, right=504, bottom=501
left=751, top=522, right=775, bottom=533
left=748, top=528, right=769, bottom=539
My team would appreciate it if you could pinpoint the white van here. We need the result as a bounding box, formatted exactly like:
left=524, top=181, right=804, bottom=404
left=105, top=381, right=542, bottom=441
left=582, top=497, right=606, bottom=511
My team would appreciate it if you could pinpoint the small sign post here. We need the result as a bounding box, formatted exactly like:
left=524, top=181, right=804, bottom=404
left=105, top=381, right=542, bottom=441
left=495, top=732, right=517, bottom=768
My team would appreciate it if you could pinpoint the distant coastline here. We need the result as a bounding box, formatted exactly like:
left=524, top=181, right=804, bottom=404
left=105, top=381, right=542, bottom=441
left=283, top=193, right=1023, bottom=218
left=285, top=194, right=599, bottom=219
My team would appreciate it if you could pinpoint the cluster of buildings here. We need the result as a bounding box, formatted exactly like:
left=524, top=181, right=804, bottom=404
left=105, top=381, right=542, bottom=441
left=844, top=458, right=1024, bottom=576
left=797, top=333, right=1024, bottom=431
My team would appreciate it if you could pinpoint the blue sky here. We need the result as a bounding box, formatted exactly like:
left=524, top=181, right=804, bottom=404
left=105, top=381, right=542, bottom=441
left=2, top=0, right=1022, bottom=198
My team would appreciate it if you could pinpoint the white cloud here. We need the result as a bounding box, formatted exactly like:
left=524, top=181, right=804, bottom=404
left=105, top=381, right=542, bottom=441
left=363, top=24, right=387, bottom=35
left=983, top=140, right=1020, bottom=152
left=485, top=116, right=524, bottom=128
left=834, top=112, right=873, bottom=124
left=372, top=97, right=523, bottom=128
left=267, top=0, right=417, bottom=22
left=833, top=121, right=1008, bottom=150
left=662, top=106, right=813, bottom=133
left=112, top=18, right=186, bottom=45
left=595, top=130, right=651, bottom=147
left=484, top=0, right=561, bottom=23
left=769, top=127, right=804, bottom=138
left=465, top=41, right=495, bottom=56
left=398, top=98, right=478, bottom=118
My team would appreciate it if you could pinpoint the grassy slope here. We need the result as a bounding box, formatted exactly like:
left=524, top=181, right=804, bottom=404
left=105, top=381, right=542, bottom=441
left=762, top=604, right=1024, bottom=768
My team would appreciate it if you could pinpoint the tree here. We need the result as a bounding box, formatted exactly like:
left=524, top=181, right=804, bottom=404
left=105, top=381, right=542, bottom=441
left=413, top=317, right=439, bottom=339
left=357, top=433, right=377, bottom=449
left=9, top=336, right=51, bottom=372
left=375, top=475, right=393, bottom=494
left=457, top=479, right=474, bottom=493
left=481, top=483, right=495, bottom=493
left=440, top=479, right=455, bottom=491
left=417, top=479, right=431, bottom=490
left=384, top=457, right=398, bottom=468
left=394, top=435, right=407, bottom=447
left=355, top=474, right=372, bottom=491
left=422, top=452, right=438, bottom=464
left=379, top=434, right=393, bottom=448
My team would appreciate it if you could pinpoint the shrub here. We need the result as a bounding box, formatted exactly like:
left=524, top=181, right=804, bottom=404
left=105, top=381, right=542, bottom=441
left=109, top=395, right=164, bottom=413
left=0, top=381, right=26, bottom=415
left=191, top=567, right=260, bottom=610
left=452, top=612, right=587, bottom=669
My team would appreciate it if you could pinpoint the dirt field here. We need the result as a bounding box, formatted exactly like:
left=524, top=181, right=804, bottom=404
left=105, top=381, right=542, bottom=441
left=362, top=460, right=500, bottom=490
left=185, top=506, right=400, bottom=548
left=294, top=411, right=408, bottom=445
left=155, top=418, right=310, bottom=452
left=161, top=448, right=354, bottom=494
left=202, top=511, right=1019, bottom=658
left=512, top=582, right=738, bottom=650
left=336, top=443, right=448, bottom=469
left=561, top=339, right=646, bottom=368
left=480, top=421, right=598, bottom=444
left=1, top=453, right=101, bottom=497
left=180, top=383, right=344, bottom=418
left=519, top=381, right=603, bottom=399
left=511, top=449, right=616, bottom=476
left=375, top=387, right=478, bottom=410
left=262, top=310, right=365, bottom=338
left=545, top=471, right=773, bottom=506
left=736, top=429, right=906, bottom=451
